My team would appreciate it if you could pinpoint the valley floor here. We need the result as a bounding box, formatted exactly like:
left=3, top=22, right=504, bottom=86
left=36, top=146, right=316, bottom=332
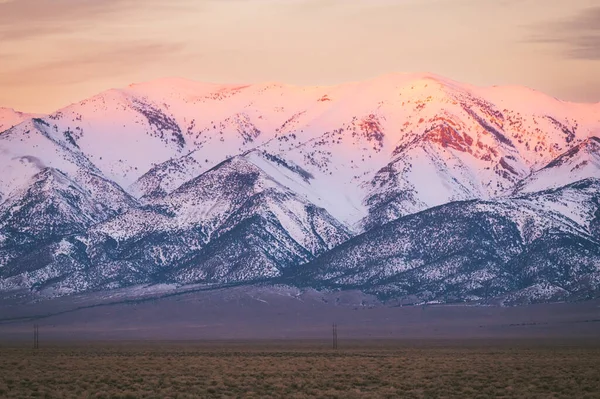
left=1, top=340, right=600, bottom=398
left=1, top=286, right=600, bottom=341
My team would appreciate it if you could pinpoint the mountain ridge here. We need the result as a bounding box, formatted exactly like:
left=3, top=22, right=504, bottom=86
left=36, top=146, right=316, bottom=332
left=0, top=73, right=599, bottom=304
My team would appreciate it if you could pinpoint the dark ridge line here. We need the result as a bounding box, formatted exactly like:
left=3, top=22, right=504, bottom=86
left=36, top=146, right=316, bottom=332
left=0, top=281, right=271, bottom=324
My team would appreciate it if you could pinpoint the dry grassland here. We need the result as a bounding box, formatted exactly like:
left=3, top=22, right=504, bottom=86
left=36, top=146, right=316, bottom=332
left=1, top=340, right=599, bottom=398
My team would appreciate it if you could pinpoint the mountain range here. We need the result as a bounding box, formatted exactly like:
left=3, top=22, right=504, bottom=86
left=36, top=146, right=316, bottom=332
left=1, top=72, right=599, bottom=304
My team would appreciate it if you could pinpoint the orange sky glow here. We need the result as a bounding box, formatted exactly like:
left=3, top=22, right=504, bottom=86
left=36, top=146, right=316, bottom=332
left=0, top=0, right=599, bottom=113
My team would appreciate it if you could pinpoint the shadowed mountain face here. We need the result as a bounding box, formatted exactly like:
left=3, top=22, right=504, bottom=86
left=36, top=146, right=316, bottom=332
left=283, top=179, right=600, bottom=305
left=0, top=74, right=599, bottom=304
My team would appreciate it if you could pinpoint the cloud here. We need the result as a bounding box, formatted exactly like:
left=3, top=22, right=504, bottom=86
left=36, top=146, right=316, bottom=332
left=15, top=155, right=46, bottom=170
left=0, top=0, right=131, bottom=40
left=0, top=41, right=185, bottom=86
left=0, top=0, right=191, bottom=41
left=529, top=6, right=600, bottom=60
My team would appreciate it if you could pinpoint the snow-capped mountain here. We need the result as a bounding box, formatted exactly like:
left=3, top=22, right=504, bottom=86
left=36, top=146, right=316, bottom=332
left=2, top=73, right=598, bottom=226
left=0, top=107, right=41, bottom=133
left=285, top=178, right=600, bottom=305
left=86, top=153, right=351, bottom=288
left=0, top=73, right=599, bottom=303
left=0, top=168, right=132, bottom=293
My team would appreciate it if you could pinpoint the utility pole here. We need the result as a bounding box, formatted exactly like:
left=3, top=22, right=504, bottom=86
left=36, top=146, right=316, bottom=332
left=332, top=323, right=338, bottom=350
left=33, top=324, right=39, bottom=350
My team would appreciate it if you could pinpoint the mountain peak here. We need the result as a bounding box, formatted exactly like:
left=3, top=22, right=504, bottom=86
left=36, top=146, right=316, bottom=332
left=125, top=77, right=241, bottom=96
left=369, top=71, right=463, bottom=86
left=0, top=107, right=41, bottom=132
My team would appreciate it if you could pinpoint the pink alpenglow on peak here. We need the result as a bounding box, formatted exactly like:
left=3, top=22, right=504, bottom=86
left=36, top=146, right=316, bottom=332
left=0, top=73, right=599, bottom=228
left=0, top=107, right=43, bottom=132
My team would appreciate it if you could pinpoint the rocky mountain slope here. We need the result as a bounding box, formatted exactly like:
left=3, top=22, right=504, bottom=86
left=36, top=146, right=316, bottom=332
left=0, top=73, right=599, bottom=303
left=284, top=178, right=600, bottom=305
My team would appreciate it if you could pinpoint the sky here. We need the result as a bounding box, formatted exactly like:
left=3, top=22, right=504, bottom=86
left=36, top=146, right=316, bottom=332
left=0, top=0, right=599, bottom=113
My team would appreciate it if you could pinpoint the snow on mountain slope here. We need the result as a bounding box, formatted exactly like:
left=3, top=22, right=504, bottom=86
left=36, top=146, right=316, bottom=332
left=170, top=200, right=345, bottom=284
left=0, top=154, right=138, bottom=293
left=128, top=151, right=206, bottom=200
left=515, top=137, right=600, bottom=194
left=1, top=73, right=599, bottom=301
left=0, top=118, right=137, bottom=210
left=352, top=76, right=598, bottom=227
left=171, top=216, right=309, bottom=284
left=60, top=154, right=352, bottom=292
left=285, top=178, right=600, bottom=304
left=73, top=168, right=139, bottom=214
left=94, top=154, right=350, bottom=251
left=0, top=168, right=120, bottom=292
left=0, top=168, right=113, bottom=242
left=0, top=107, right=41, bottom=132
left=2, top=73, right=597, bottom=229
left=251, top=73, right=597, bottom=226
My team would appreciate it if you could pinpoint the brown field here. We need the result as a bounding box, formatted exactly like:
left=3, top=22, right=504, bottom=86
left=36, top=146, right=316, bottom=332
left=1, top=340, right=600, bottom=398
